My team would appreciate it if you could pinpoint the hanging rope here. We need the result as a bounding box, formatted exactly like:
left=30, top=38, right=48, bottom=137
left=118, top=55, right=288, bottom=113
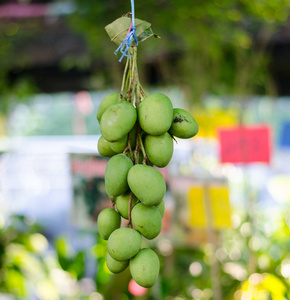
left=114, top=0, right=138, bottom=62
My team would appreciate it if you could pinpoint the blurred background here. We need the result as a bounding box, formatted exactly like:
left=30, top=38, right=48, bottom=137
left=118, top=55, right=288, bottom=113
left=1, top=0, right=290, bottom=299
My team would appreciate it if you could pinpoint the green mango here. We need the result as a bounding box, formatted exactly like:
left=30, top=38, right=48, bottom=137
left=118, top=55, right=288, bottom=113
left=115, top=193, right=138, bottom=220
left=144, top=132, right=173, bottom=167
left=156, top=200, right=165, bottom=217
left=138, top=93, right=173, bottom=135
left=169, top=108, right=199, bottom=139
left=131, top=203, right=162, bottom=239
left=100, top=101, right=137, bottom=142
left=107, top=228, right=142, bottom=261
left=105, top=154, right=133, bottom=197
left=106, top=252, right=128, bottom=274
left=109, top=136, right=128, bottom=153
left=97, top=208, right=121, bottom=240
left=129, top=248, right=160, bottom=288
left=97, top=93, right=120, bottom=122
left=127, top=164, right=166, bottom=206
left=98, top=136, right=117, bottom=157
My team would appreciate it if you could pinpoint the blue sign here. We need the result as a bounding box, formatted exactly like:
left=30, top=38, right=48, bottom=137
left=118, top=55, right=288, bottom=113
left=280, top=122, right=290, bottom=147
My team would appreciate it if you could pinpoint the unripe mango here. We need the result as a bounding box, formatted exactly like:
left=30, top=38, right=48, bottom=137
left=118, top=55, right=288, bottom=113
left=105, top=154, right=133, bottom=197
left=100, top=101, right=137, bottom=142
left=97, top=208, right=121, bottom=240
left=131, top=203, right=162, bottom=239
left=106, top=252, right=128, bottom=274
left=115, top=193, right=138, bottom=220
left=169, top=108, right=199, bottom=139
left=138, top=93, right=173, bottom=135
left=109, top=136, right=128, bottom=153
left=144, top=132, right=173, bottom=167
left=156, top=200, right=165, bottom=217
left=127, top=164, right=166, bottom=206
left=97, top=93, right=120, bottom=122
left=98, top=136, right=117, bottom=157
left=108, top=124, right=137, bottom=153
left=107, top=228, right=142, bottom=261
left=130, top=248, right=160, bottom=288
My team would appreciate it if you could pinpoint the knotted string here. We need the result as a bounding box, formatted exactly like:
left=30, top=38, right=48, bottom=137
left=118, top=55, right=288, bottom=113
left=114, top=0, right=138, bottom=62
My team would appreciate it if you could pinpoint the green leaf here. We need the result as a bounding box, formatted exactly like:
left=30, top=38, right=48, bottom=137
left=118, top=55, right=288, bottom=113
left=105, top=16, right=156, bottom=46
left=55, top=237, right=67, bottom=257
left=69, top=251, right=85, bottom=279
left=6, top=269, right=26, bottom=297
left=137, top=27, right=160, bottom=43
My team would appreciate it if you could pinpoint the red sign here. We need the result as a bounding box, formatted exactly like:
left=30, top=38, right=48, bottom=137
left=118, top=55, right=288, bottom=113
left=218, top=126, right=271, bottom=164
left=71, top=157, right=107, bottom=178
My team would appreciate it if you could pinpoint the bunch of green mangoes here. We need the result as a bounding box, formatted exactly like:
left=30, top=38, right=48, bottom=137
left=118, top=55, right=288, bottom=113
left=96, top=92, right=198, bottom=288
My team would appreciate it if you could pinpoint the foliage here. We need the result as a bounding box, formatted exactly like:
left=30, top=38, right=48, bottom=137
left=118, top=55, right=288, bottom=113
left=55, top=236, right=85, bottom=280
left=0, top=20, right=39, bottom=115
left=0, top=0, right=289, bottom=113
left=0, top=214, right=94, bottom=299
left=2, top=207, right=290, bottom=299
left=66, top=0, right=290, bottom=102
left=0, top=215, right=48, bottom=298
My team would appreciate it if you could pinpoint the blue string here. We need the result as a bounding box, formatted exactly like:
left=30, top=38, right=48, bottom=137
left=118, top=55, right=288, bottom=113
left=114, top=0, right=138, bottom=62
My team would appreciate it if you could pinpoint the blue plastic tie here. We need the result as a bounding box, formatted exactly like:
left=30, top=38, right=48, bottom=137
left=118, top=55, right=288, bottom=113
left=114, top=0, right=138, bottom=62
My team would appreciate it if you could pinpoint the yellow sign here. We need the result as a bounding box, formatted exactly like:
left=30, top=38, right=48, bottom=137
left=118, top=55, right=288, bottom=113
left=210, top=186, right=232, bottom=229
left=188, top=187, right=206, bottom=227
left=193, top=108, right=238, bottom=138
left=187, top=185, right=231, bottom=230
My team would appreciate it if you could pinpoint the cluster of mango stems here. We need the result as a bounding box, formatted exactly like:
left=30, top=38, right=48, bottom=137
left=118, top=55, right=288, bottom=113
left=97, top=92, right=199, bottom=288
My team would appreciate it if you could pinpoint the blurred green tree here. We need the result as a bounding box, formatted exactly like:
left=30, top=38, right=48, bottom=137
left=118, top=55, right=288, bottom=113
left=67, top=0, right=290, bottom=103
left=0, top=0, right=289, bottom=116
left=0, top=20, right=39, bottom=115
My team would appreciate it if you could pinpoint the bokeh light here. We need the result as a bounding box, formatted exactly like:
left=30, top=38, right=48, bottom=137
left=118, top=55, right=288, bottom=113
left=128, top=279, right=147, bottom=296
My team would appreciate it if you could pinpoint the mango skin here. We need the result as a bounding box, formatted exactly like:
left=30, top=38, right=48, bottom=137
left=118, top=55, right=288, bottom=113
left=97, top=208, right=121, bottom=240
left=97, top=93, right=120, bottom=122
left=98, top=136, right=117, bottom=157
left=138, top=93, right=173, bottom=135
left=156, top=200, right=165, bottom=217
left=131, top=203, right=162, bottom=240
left=105, top=154, right=133, bottom=197
left=100, top=101, right=137, bottom=142
left=106, top=252, right=128, bottom=274
left=127, top=164, right=166, bottom=206
left=145, top=132, right=173, bottom=167
left=115, top=193, right=138, bottom=220
left=109, top=136, right=128, bottom=153
left=107, top=228, right=142, bottom=261
left=130, top=248, right=160, bottom=288
left=169, top=108, right=199, bottom=139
